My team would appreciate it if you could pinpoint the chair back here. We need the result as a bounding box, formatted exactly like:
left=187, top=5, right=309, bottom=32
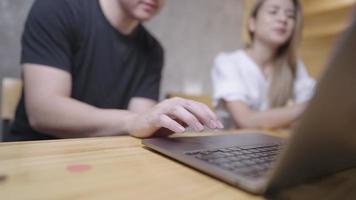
left=1, top=78, right=22, bottom=138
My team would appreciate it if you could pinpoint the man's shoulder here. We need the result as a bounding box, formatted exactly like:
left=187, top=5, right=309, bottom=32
left=33, top=0, right=90, bottom=7
left=31, top=0, right=90, bottom=16
left=28, top=0, right=96, bottom=34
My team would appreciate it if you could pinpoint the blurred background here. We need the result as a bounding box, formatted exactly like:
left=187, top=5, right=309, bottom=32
left=0, top=0, right=355, bottom=135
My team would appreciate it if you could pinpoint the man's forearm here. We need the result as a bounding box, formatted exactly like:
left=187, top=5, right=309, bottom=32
left=27, top=96, right=139, bottom=138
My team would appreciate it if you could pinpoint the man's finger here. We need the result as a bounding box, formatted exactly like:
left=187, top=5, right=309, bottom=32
left=170, top=106, right=204, bottom=132
left=183, top=101, right=222, bottom=129
left=158, top=114, right=185, bottom=133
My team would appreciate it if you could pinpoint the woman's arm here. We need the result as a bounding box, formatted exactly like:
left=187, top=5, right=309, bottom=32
left=225, top=100, right=307, bottom=129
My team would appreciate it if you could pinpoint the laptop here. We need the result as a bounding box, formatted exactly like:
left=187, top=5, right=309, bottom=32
left=143, top=16, right=356, bottom=195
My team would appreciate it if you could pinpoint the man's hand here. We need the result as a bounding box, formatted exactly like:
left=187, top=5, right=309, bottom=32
left=129, top=97, right=224, bottom=138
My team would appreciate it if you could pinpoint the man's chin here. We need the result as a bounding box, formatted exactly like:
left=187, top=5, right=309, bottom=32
left=133, top=12, right=157, bottom=21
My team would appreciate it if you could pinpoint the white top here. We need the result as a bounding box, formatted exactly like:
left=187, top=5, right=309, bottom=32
left=211, top=50, right=316, bottom=127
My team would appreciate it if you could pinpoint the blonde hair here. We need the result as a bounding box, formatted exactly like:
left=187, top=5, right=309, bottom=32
left=248, top=0, right=303, bottom=108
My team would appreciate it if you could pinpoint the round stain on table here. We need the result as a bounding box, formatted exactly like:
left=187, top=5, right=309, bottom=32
left=67, top=164, right=92, bottom=173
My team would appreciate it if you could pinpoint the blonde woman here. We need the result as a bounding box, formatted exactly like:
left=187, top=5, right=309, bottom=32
left=212, top=0, right=315, bottom=129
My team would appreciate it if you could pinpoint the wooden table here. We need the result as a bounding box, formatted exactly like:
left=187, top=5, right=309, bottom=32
left=0, top=130, right=355, bottom=200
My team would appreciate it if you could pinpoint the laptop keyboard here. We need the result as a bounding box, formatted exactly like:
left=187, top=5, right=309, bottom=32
left=184, top=143, right=283, bottom=178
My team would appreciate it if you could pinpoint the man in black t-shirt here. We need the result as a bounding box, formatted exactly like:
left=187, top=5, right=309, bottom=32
left=6, top=0, right=223, bottom=141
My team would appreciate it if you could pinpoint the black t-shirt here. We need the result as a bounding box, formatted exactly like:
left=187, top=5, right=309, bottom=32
left=7, top=0, right=164, bottom=141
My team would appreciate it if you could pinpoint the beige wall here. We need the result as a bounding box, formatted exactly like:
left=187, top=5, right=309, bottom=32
left=0, top=0, right=32, bottom=80
left=146, top=0, right=244, bottom=98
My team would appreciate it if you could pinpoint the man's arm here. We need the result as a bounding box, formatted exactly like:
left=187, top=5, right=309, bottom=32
left=24, top=64, right=139, bottom=138
left=128, top=97, right=157, bottom=114
left=24, top=64, right=223, bottom=138
left=225, top=100, right=307, bottom=129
